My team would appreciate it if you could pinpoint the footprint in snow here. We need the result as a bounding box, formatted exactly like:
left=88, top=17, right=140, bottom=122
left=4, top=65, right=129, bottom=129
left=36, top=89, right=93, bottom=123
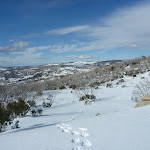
left=56, top=124, right=92, bottom=149
left=62, top=128, right=69, bottom=133
left=57, top=125, right=64, bottom=129
left=81, top=139, right=92, bottom=147
left=57, top=123, right=72, bottom=133
left=71, top=137, right=80, bottom=144
left=81, top=132, right=89, bottom=137
left=71, top=130, right=80, bottom=136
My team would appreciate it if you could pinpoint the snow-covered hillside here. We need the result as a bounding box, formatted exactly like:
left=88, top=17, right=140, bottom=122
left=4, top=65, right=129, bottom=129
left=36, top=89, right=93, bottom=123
left=0, top=61, right=98, bottom=85
left=1, top=72, right=150, bottom=150
left=0, top=60, right=123, bottom=85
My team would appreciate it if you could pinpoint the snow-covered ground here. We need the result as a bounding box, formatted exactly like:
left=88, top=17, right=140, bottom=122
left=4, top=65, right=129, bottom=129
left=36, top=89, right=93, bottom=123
left=1, top=72, right=150, bottom=150
left=0, top=67, right=7, bottom=71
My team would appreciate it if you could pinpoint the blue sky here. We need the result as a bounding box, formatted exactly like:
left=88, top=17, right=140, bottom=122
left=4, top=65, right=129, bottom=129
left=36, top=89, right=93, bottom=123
left=0, top=0, right=150, bottom=66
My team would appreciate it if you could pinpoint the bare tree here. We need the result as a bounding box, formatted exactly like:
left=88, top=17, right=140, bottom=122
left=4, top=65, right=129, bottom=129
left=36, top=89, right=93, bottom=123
left=43, top=91, right=57, bottom=107
left=132, top=78, right=150, bottom=102
left=76, top=86, right=96, bottom=104
left=0, top=85, right=12, bottom=103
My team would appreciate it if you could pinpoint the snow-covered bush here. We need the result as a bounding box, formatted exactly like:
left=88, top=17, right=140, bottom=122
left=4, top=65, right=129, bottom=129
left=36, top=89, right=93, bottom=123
left=37, top=109, right=43, bottom=115
left=79, top=94, right=96, bottom=101
left=116, top=79, right=124, bottom=85
left=31, top=109, right=43, bottom=116
left=106, top=83, right=113, bottom=88
left=0, top=85, right=12, bottom=103
left=59, top=85, right=66, bottom=90
left=31, top=109, right=36, bottom=116
left=42, top=102, right=52, bottom=108
left=132, top=79, right=150, bottom=102
left=77, top=86, right=96, bottom=104
left=27, top=100, right=36, bottom=107
left=11, top=120, right=19, bottom=129
left=44, top=92, right=57, bottom=107
left=69, top=85, right=77, bottom=90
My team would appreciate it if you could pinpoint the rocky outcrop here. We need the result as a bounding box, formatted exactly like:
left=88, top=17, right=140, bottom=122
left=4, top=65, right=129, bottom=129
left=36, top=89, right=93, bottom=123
left=135, top=95, right=150, bottom=108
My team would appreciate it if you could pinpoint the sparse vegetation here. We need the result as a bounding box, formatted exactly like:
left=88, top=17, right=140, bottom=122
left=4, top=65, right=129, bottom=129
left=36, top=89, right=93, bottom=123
left=0, top=98, right=29, bottom=132
left=132, top=79, right=150, bottom=102
left=1, top=56, right=150, bottom=132
left=27, top=100, right=36, bottom=108
left=77, top=86, right=96, bottom=104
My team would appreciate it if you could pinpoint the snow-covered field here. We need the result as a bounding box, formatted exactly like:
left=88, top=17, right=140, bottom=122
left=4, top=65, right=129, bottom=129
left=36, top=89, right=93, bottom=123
left=1, top=72, right=150, bottom=150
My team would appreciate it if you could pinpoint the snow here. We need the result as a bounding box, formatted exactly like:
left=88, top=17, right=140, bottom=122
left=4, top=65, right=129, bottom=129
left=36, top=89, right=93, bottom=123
left=44, top=63, right=59, bottom=66
left=0, top=67, right=7, bottom=71
left=1, top=72, right=150, bottom=150
left=44, top=61, right=95, bottom=66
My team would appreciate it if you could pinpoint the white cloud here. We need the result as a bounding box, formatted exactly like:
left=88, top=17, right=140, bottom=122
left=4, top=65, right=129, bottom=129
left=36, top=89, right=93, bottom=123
left=26, top=45, right=51, bottom=53
left=46, top=25, right=90, bottom=35
left=0, top=48, right=43, bottom=66
left=9, top=39, right=16, bottom=42
left=84, top=2, right=150, bottom=51
left=0, top=41, right=31, bottom=54
left=2, top=2, right=150, bottom=66
left=0, top=46, right=24, bottom=54
left=48, top=2, right=150, bottom=53
left=50, top=44, right=77, bottom=53
left=13, top=41, right=30, bottom=48
left=66, top=55, right=98, bottom=60
left=79, top=55, right=98, bottom=59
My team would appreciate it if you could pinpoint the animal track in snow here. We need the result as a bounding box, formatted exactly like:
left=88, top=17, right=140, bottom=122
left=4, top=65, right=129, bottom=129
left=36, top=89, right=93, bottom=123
left=71, top=137, right=80, bottom=144
left=57, top=123, right=72, bottom=133
left=56, top=123, right=92, bottom=149
left=81, top=139, right=92, bottom=147
left=81, top=132, right=89, bottom=137
left=62, top=128, right=69, bottom=133
left=72, top=130, right=80, bottom=135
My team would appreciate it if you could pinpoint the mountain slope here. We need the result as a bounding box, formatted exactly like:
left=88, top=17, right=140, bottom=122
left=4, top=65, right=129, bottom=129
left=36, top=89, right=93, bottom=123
left=0, top=72, right=150, bottom=150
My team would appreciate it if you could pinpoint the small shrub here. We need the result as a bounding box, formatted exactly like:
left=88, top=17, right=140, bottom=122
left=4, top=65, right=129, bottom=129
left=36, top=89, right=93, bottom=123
left=31, top=108, right=42, bottom=116
left=42, top=102, right=52, bottom=108
left=59, top=86, right=66, bottom=90
left=46, top=103, right=51, bottom=107
left=106, top=83, right=112, bottom=88
left=7, top=98, right=29, bottom=117
left=69, top=85, right=77, bottom=90
left=27, top=100, right=36, bottom=107
left=132, top=79, right=150, bottom=102
left=11, top=120, right=19, bottom=129
left=84, top=100, right=89, bottom=105
left=79, top=94, right=96, bottom=101
left=101, top=81, right=105, bottom=84
left=42, top=102, right=47, bottom=107
left=37, top=109, right=43, bottom=115
left=31, top=109, right=36, bottom=116
left=90, top=82, right=100, bottom=88
left=132, top=62, right=137, bottom=65
left=116, top=79, right=124, bottom=85
left=0, top=103, right=11, bottom=132
left=133, top=74, right=136, bottom=78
